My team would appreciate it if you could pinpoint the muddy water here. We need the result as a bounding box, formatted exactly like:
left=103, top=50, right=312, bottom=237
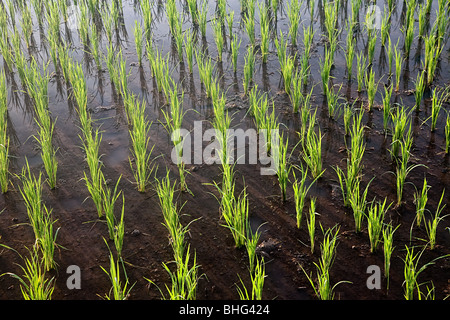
left=0, top=0, right=449, bottom=300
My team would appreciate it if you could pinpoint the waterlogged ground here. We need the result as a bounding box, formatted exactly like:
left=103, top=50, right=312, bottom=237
left=0, top=0, right=450, bottom=300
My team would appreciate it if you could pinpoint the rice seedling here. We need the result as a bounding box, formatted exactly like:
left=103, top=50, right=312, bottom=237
left=230, top=35, right=241, bottom=73
left=445, top=113, right=450, bottom=154
left=382, top=85, right=393, bottom=131
left=390, top=105, right=410, bottom=159
left=402, top=0, right=416, bottom=58
left=423, top=33, right=443, bottom=87
left=414, top=177, right=429, bottom=228
left=157, top=245, right=200, bottom=300
left=418, top=3, right=428, bottom=39
left=258, top=1, right=269, bottom=63
left=237, top=256, right=266, bottom=300
left=292, top=165, right=321, bottom=229
left=140, top=0, right=153, bottom=39
left=356, top=52, right=366, bottom=92
left=380, top=8, right=392, bottom=47
left=325, top=83, right=343, bottom=119
left=100, top=243, right=134, bottom=300
left=289, top=70, right=303, bottom=114
left=274, top=31, right=287, bottom=72
left=345, top=21, right=355, bottom=80
left=423, top=189, right=448, bottom=250
left=0, top=71, right=10, bottom=193
left=394, top=40, right=403, bottom=92
left=414, top=70, right=426, bottom=111
left=243, top=46, right=255, bottom=95
left=323, top=0, right=339, bottom=45
left=18, top=160, right=59, bottom=271
left=211, top=17, right=224, bottom=62
left=226, top=10, right=234, bottom=39
left=306, top=197, right=317, bottom=253
left=184, top=29, right=195, bottom=74
left=274, top=133, right=291, bottom=202
left=245, top=226, right=261, bottom=274
left=186, top=0, right=199, bottom=26
left=429, top=88, right=448, bottom=132
left=287, top=0, right=301, bottom=46
left=302, top=225, right=350, bottom=300
left=196, top=50, right=214, bottom=97
left=348, top=179, right=371, bottom=233
left=134, top=21, right=143, bottom=66
left=243, top=9, right=255, bottom=48
left=367, top=31, right=377, bottom=66
left=128, top=96, right=155, bottom=193
left=1, top=246, right=55, bottom=300
left=223, top=186, right=249, bottom=249
left=402, top=245, right=446, bottom=300
left=320, top=48, right=333, bottom=96
left=334, top=109, right=365, bottom=207
left=365, top=68, right=378, bottom=112
left=367, top=198, right=392, bottom=253
left=343, top=103, right=353, bottom=136
left=394, top=132, right=423, bottom=207
left=173, top=20, right=185, bottom=62
left=302, top=112, right=323, bottom=179
left=281, top=54, right=296, bottom=95
left=382, top=221, right=399, bottom=290
left=89, top=23, right=102, bottom=69
left=386, top=36, right=394, bottom=76
left=198, top=0, right=208, bottom=38
left=101, top=176, right=123, bottom=242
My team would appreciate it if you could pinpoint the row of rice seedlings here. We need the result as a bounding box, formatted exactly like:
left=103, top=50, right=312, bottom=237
left=302, top=225, right=349, bottom=300
left=153, top=173, right=200, bottom=300
left=0, top=71, right=10, bottom=193
left=1, top=245, right=55, bottom=300
left=19, top=160, right=59, bottom=272
left=68, top=62, right=105, bottom=218
left=127, top=94, right=155, bottom=193
left=25, top=60, right=58, bottom=190
left=334, top=109, right=365, bottom=207
left=367, top=198, right=392, bottom=253
left=302, top=110, right=323, bottom=179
